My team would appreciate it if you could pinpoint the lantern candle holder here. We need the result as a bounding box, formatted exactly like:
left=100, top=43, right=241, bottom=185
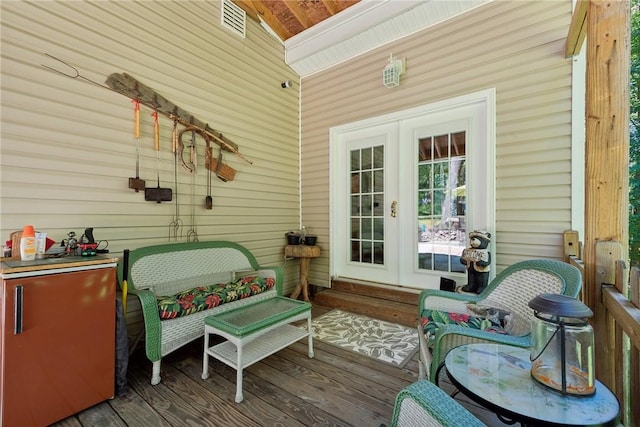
left=528, top=293, right=595, bottom=396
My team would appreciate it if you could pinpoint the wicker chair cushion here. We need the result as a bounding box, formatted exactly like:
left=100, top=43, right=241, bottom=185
left=156, top=276, right=275, bottom=320
left=420, top=309, right=508, bottom=339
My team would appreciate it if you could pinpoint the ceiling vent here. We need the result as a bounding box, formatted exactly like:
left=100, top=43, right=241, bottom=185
left=221, top=0, right=246, bottom=38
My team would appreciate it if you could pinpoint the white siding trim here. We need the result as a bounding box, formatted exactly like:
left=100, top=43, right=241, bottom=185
left=285, top=0, right=492, bottom=77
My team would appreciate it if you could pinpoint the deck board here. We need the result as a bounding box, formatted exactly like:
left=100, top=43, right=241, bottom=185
left=51, top=303, right=511, bottom=427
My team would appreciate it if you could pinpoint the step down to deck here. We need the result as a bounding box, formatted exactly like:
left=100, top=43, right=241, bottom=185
left=313, top=282, right=419, bottom=328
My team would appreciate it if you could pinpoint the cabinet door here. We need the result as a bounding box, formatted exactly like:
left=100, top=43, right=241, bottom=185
left=1, top=267, right=116, bottom=427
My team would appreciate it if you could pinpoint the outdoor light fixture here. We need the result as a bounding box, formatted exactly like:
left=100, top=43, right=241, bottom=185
left=382, top=54, right=405, bottom=88
left=528, top=293, right=595, bottom=396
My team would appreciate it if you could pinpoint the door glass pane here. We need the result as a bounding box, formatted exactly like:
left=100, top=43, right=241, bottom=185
left=350, top=145, right=384, bottom=264
left=351, top=195, right=360, bottom=216
left=362, top=241, right=372, bottom=263
left=361, top=171, right=372, bottom=193
left=373, top=194, right=384, bottom=216
left=373, top=146, right=384, bottom=168
left=351, top=150, right=360, bottom=171
left=351, top=218, right=360, bottom=239
left=373, top=218, right=384, bottom=239
left=362, top=147, right=372, bottom=169
left=373, top=241, right=384, bottom=264
left=362, top=218, right=372, bottom=240
left=417, top=132, right=467, bottom=273
left=373, top=170, right=384, bottom=192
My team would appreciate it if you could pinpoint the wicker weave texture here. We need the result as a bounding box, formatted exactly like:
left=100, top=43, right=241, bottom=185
left=391, top=380, right=486, bottom=427
left=488, top=269, right=561, bottom=323
left=395, top=399, right=443, bottom=427
left=131, top=247, right=253, bottom=294
left=420, top=295, right=468, bottom=314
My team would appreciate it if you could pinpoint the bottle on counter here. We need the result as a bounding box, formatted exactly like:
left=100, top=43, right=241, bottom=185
left=2, top=241, right=12, bottom=258
left=20, top=225, right=36, bottom=261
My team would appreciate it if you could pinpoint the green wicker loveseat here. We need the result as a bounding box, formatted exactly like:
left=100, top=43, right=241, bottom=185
left=117, top=241, right=283, bottom=385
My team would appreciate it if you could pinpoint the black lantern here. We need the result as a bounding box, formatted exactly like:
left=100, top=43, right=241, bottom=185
left=528, top=293, right=595, bottom=396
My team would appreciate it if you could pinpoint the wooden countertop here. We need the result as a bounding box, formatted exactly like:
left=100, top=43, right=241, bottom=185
left=0, top=255, right=118, bottom=275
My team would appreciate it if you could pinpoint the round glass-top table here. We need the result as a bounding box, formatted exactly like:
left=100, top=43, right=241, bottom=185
left=445, top=343, right=620, bottom=427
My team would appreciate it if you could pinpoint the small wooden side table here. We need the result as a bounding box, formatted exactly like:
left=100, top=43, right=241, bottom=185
left=285, top=245, right=320, bottom=302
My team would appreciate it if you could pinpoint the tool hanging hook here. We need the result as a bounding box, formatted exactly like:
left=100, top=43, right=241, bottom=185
left=41, top=53, right=112, bottom=91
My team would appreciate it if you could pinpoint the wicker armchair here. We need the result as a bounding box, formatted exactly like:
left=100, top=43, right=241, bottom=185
left=417, top=259, right=582, bottom=381
left=390, top=380, right=486, bottom=427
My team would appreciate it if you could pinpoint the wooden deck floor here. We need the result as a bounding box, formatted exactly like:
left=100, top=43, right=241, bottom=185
left=52, top=303, right=510, bottom=427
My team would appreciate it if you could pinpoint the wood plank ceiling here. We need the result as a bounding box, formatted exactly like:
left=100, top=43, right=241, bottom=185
left=232, top=0, right=361, bottom=41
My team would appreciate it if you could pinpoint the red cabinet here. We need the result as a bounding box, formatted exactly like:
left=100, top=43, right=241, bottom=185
left=0, top=262, right=116, bottom=426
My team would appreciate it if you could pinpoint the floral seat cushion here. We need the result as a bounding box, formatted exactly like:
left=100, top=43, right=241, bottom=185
left=157, top=276, right=275, bottom=320
left=420, top=308, right=509, bottom=340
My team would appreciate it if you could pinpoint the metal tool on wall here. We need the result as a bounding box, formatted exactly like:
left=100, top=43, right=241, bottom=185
left=207, top=144, right=236, bottom=182
left=128, top=99, right=145, bottom=192
left=169, top=120, right=183, bottom=240
left=145, top=110, right=173, bottom=203
left=186, top=130, right=199, bottom=242
left=205, top=144, right=213, bottom=210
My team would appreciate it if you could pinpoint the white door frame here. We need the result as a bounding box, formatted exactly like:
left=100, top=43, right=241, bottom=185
left=329, top=89, right=496, bottom=289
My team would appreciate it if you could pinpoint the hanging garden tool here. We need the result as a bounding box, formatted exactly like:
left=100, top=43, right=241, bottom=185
left=186, top=131, right=199, bottom=242
left=168, top=120, right=183, bottom=240
left=205, top=144, right=213, bottom=210
left=190, top=130, right=197, bottom=175
left=145, top=110, right=173, bottom=203
left=128, top=99, right=145, bottom=192
left=205, top=132, right=236, bottom=182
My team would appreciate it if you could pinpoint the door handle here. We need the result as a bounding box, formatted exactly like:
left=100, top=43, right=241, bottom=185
left=391, top=201, right=398, bottom=218
left=14, top=285, right=23, bottom=334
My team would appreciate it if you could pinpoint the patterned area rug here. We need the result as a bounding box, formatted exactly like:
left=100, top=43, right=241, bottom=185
left=308, top=309, right=418, bottom=368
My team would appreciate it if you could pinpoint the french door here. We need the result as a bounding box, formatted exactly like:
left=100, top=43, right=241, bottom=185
left=330, top=90, right=494, bottom=290
left=332, top=122, right=400, bottom=284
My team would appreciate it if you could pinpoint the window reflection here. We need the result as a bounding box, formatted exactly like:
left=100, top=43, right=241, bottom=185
left=417, top=131, right=467, bottom=273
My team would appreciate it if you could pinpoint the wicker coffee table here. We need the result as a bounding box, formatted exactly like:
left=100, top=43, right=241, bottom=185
left=201, top=296, right=313, bottom=402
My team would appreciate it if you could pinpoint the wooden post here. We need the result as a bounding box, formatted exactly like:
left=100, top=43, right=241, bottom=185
left=583, top=0, right=630, bottom=388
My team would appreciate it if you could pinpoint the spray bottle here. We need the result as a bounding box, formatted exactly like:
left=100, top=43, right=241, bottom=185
left=20, top=225, right=36, bottom=261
